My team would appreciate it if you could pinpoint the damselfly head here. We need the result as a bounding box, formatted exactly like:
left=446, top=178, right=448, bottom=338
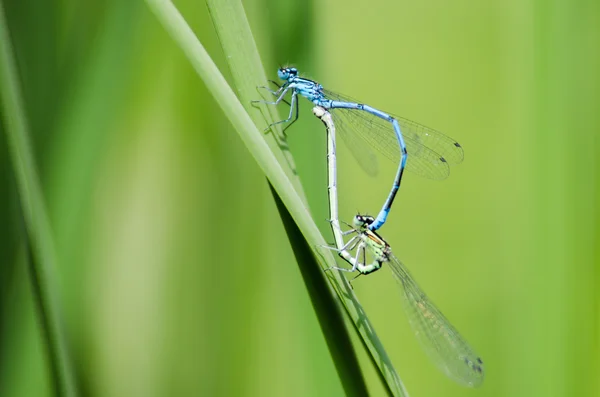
left=277, top=67, right=298, bottom=81
left=353, top=214, right=375, bottom=230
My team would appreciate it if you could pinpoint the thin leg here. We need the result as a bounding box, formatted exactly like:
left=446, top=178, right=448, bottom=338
left=319, top=234, right=360, bottom=252
left=267, top=91, right=297, bottom=128
left=320, top=245, right=342, bottom=252
left=252, top=85, right=291, bottom=106
left=327, top=219, right=357, bottom=236
left=329, top=241, right=365, bottom=273
left=253, top=86, right=296, bottom=132
left=281, top=91, right=299, bottom=135
left=339, top=219, right=354, bottom=229
left=349, top=272, right=363, bottom=283
left=346, top=237, right=360, bottom=251
left=257, top=85, right=280, bottom=96
left=256, top=82, right=291, bottom=106
left=349, top=242, right=367, bottom=272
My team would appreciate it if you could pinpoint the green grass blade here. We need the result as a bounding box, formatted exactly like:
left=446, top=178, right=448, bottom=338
left=269, top=182, right=369, bottom=396
left=143, top=1, right=407, bottom=395
left=0, top=3, right=78, bottom=396
left=204, top=0, right=369, bottom=392
left=205, top=0, right=307, bottom=199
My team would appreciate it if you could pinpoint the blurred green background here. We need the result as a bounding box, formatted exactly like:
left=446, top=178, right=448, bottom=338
left=1, top=0, right=598, bottom=396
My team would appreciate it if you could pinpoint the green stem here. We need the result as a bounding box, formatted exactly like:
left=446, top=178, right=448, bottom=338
left=144, top=0, right=407, bottom=395
left=0, top=3, right=77, bottom=396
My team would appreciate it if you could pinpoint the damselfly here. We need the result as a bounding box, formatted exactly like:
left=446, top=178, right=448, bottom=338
left=314, top=106, right=484, bottom=388
left=256, top=67, right=463, bottom=231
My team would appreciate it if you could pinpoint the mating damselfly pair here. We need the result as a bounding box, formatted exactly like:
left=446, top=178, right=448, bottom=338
left=256, top=68, right=484, bottom=388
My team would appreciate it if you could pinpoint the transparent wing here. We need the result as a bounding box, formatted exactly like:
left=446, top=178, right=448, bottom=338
left=388, top=254, right=484, bottom=387
left=323, top=89, right=463, bottom=180
left=332, top=109, right=450, bottom=180
left=329, top=108, right=379, bottom=177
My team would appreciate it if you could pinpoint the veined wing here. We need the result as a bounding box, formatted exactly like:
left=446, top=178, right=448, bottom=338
left=323, top=89, right=463, bottom=180
left=328, top=106, right=379, bottom=177
left=388, top=254, right=484, bottom=387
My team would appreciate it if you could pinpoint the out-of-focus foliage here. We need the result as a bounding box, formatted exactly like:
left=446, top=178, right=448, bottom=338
left=0, top=0, right=598, bottom=396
